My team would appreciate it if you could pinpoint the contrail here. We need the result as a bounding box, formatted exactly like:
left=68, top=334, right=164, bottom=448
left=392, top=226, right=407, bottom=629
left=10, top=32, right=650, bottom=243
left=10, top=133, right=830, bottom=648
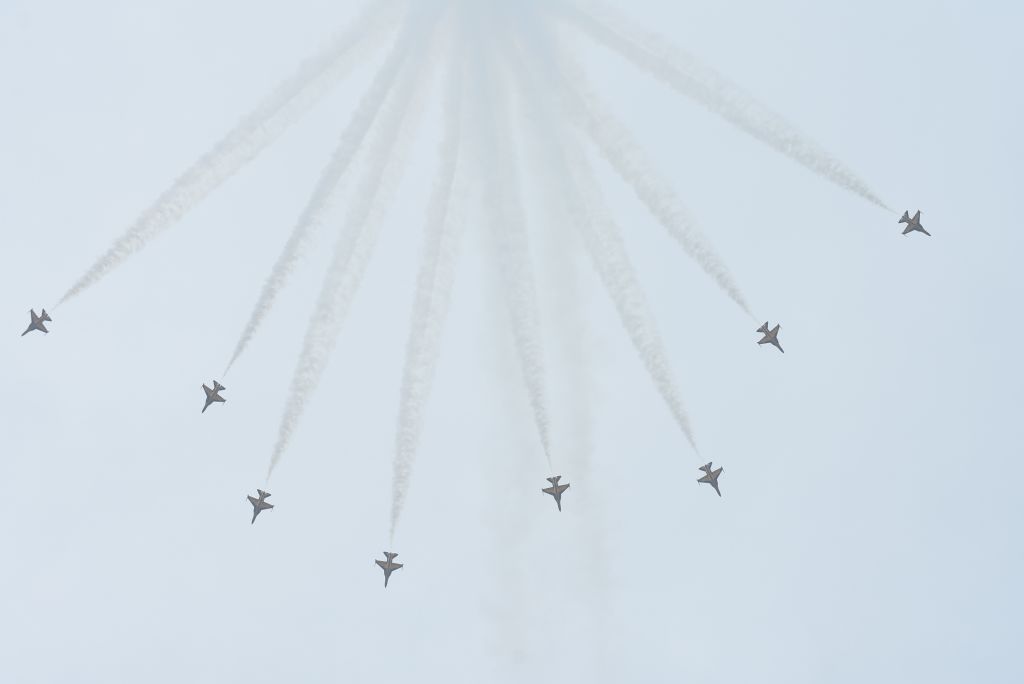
left=389, top=60, right=465, bottom=541
left=58, top=0, right=401, bottom=305
left=554, top=0, right=891, bottom=211
left=555, top=50, right=753, bottom=316
left=267, top=13, right=443, bottom=480
left=224, top=16, right=418, bottom=376
left=564, top=146, right=698, bottom=450
left=508, top=20, right=698, bottom=452
left=469, top=35, right=554, bottom=469
left=535, top=169, right=594, bottom=477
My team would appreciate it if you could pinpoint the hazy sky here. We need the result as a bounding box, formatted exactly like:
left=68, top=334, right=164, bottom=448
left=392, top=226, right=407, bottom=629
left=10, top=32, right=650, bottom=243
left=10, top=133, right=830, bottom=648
left=1, top=1, right=1021, bottom=682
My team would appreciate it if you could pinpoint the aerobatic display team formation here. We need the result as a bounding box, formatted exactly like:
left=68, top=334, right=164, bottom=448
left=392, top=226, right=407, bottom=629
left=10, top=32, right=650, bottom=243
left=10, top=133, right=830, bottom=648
left=20, top=0, right=927, bottom=589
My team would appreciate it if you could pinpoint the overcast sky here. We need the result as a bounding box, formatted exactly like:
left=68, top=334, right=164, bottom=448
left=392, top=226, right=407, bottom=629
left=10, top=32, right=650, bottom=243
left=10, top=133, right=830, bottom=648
left=1, top=1, right=1021, bottom=682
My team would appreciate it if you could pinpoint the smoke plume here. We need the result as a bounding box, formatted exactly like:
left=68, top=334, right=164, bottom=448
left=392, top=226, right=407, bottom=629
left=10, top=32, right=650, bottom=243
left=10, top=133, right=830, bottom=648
left=556, top=51, right=753, bottom=316
left=59, top=1, right=401, bottom=305
left=389, top=60, right=464, bottom=540
left=225, top=16, right=417, bottom=374
left=556, top=0, right=890, bottom=210
left=508, top=19, right=699, bottom=451
left=267, top=16, right=442, bottom=479
left=468, top=28, right=555, bottom=469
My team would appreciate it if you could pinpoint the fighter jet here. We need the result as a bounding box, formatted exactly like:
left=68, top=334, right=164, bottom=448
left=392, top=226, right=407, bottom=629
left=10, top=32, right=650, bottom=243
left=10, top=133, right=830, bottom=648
left=247, top=489, right=273, bottom=524
left=21, top=309, right=51, bottom=336
left=898, top=210, right=930, bottom=236
left=697, top=462, right=724, bottom=497
left=542, top=475, right=570, bottom=511
left=756, top=322, right=784, bottom=353
left=201, top=381, right=226, bottom=413
left=375, top=552, right=403, bottom=588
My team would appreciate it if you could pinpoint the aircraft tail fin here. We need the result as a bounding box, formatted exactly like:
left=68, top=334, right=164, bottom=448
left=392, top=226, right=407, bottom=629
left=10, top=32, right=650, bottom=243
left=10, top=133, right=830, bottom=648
left=257, top=489, right=270, bottom=499
left=899, top=210, right=910, bottom=224
left=214, top=380, right=225, bottom=391
left=756, top=322, right=769, bottom=334
left=41, top=309, right=51, bottom=322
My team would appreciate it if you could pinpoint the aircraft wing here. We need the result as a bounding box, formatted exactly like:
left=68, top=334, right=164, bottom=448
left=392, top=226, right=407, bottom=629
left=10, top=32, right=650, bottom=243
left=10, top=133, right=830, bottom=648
left=542, top=486, right=557, bottom=495
left=697, top=474, right=713, bottom=484
left=902, top=224, right=915, bottom=234
left=375, top=559, right=387, bottom=570
left=247, top=496, right=259, bottom=506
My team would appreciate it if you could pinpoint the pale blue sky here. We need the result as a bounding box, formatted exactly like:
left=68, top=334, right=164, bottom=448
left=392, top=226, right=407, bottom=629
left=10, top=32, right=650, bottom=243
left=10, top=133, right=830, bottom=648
left=1, top=2, right=1021, bottom=682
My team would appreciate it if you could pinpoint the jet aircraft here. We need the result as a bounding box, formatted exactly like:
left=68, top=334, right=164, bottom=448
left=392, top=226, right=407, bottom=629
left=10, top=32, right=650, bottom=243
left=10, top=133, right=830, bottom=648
left=375, top=552, right=403, bottom=588
left=756, top=322, right=784, bottom=353
left=21, top=309, right=51, bottom=336
left=202, top=381, right=226, bottom=413
left=898, top=210, right=930, bottom=236
left=247, top=489, right=274, bottom=524
left=542, top=475, right=570, bottom=511
left=697, top=462, right=724, bottom=497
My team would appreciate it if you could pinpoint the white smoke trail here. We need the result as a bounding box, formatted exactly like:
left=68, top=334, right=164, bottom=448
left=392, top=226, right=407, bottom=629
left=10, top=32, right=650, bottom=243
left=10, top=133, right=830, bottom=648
left=535, top=174, right=594, bottom=477
left=224, top=18, right=418, bottom=375
left=555, top=0, right=891, bottom=210
left=469, top=44, right=554, bottom=469
left=389, top=59, right=465, bottom=541
left=58, top=1, right=401, bottom=305
left=267, top=14, right=444, bottom=480
left=564, top=147, right=698, bottom=451
left=508, top=20, right=698, bottom=452
left=555, top=50, right=753, bottom=316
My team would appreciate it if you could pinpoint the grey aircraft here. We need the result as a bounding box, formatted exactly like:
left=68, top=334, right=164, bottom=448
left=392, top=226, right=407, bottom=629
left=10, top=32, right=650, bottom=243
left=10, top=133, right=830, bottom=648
left=375, top=552, right=403, bottom=588
left=756, top=322, right=784, bottom=353
left=21, top=309, right=51, bottom=336
left=542, top=475, right=570, bottom=511
left=898, top=210, right=930, bottom=236
left=202, top=380, right=227, bottom=413
left=247, top=489, right=273, bottom=524
left=697, top=462, right=724, bottom=497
